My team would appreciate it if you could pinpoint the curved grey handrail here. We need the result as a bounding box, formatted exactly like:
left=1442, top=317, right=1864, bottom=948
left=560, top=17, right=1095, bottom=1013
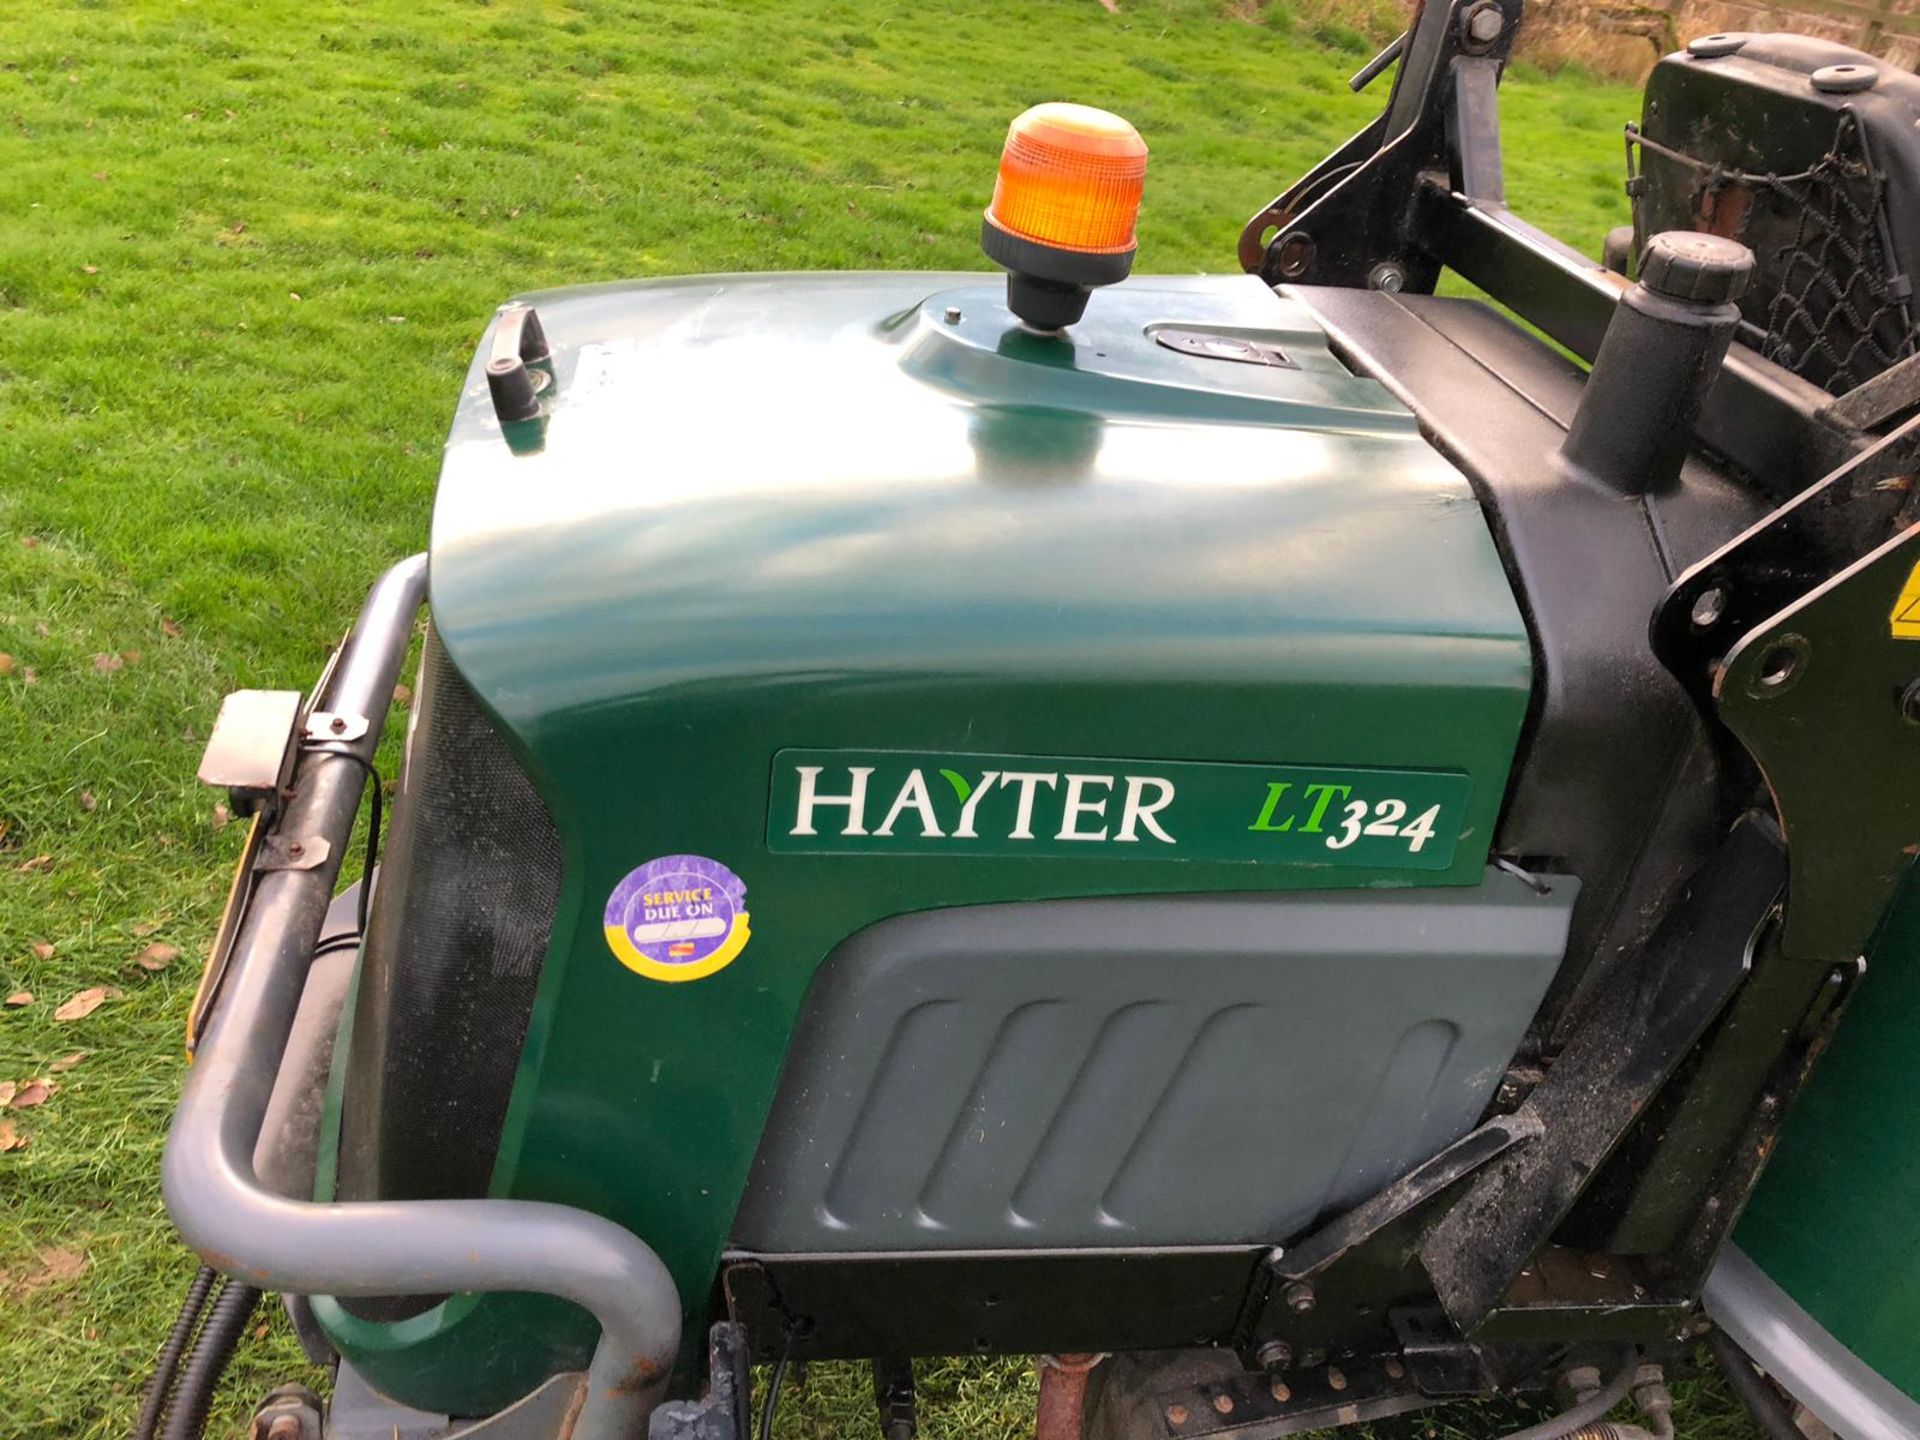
left=1706, top=1246, right=1920, bottom=1440
left=163, top=553, right=681, bottom=1440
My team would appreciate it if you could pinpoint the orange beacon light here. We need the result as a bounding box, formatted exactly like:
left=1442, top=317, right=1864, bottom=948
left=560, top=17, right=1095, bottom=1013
left=982, top=103, right=1148, bottom=331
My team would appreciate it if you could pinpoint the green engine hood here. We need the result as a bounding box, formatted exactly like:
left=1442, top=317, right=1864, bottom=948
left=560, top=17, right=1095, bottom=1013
left=330, top=271, right=1537, bottom=1411
left=430, top=272, right=1526, bottom=731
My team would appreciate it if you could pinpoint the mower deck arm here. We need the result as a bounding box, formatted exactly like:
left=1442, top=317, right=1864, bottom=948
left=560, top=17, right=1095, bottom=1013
left=161, top=553, right=683, bottom=1440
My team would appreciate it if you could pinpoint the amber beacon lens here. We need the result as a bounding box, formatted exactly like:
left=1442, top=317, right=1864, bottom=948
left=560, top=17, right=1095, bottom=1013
left=982, top=103, right=1147, bottom=330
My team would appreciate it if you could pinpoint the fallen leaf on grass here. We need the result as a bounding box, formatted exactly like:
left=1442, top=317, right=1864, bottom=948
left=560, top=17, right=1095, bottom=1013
left=392, top=683, right=413, bottom=707
left=91, top=653, right=123, bottom=674
left=21, top=667, right=36, bottom=685
left=0, top=1083, right=14, bottom=1107
left=130, top=916, right=169, bottom=936
left=4, top=992, right=31, bottom=1008
left=53, top=986, right=121, bottom=1022
left=134, top=943, right=178, bottom=972
left=212, top=801, right=230, bottom=829
left=0, top=653, right=14, bottom=676
left=81, top=264, right=98, bottom=275
left=0, top=1121, right=25, bottom=1153
left=253, top=1321, right=270, bottom=1340
left=78, top=791, right=96, bottom=812
left=48, top=1052, right=86, bottom=1074
left=30, top=941, right=54, bottom=959
left=121, top=649, right=142, bottom=664
left=161, top=617, right=183, bottom=638
left=16, top=855, right=52, bottom=873
left=18, top=536, right=38, bottom=549
left=9, top=1081, right=53, bottom=1109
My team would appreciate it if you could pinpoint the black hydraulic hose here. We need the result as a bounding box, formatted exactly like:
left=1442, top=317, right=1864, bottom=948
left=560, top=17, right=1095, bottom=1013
left=131, top=1265, right=217, bottom=1440
left=1708, top=1326, right=1806, bottom=1440
left=159, top=1279, right=262, bottom=1440
left=1497, top=1354, right=1639, bottom=1440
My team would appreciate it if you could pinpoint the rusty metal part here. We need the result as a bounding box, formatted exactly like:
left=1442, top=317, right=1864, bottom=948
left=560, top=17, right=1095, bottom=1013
left=1036, top=1353, right=1104, bottom=1440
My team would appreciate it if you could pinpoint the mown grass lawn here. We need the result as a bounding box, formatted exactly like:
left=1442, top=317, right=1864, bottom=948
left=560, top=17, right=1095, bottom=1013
left=0, top=2, right=1751, bottom=1437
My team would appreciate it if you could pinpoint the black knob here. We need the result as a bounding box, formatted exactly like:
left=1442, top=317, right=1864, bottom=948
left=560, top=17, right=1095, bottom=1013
left=1638, top=231, right=1754, bottom=305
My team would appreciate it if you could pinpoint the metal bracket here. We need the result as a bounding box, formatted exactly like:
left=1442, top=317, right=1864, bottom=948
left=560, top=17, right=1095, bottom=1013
left=1156, top=1356, right=1430, bottom=1440
left=253, top=835, right=332, bottom=873
left=1237, top=0, right=1522, bottom=286
left=1237, top=1113, right=1539, bottom=1356
left=199, top=689, right=303, bottom=817
left=1653, top=410, right=1920, bottom=714
left=647, top=1323, right=752, bottom=1440
left=302, top=709, right=370, bottom=744
left=1417, top=817, right=1787, bottom=1333
left=1715, top=521, right=1920, bottom=962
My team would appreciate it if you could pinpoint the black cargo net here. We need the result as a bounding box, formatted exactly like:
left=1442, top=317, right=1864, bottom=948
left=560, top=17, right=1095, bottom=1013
left=1628, top=112, right=1919, bottom=397
left=335, top=630, right=564, bottom=1321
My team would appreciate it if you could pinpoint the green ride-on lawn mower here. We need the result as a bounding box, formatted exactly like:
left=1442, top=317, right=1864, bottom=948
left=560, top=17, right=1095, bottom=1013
left=146, top=3, right=1920, bottom=1439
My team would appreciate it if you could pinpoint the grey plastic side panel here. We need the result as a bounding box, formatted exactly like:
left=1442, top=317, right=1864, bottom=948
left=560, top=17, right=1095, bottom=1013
left=733, top=871, right=1576, bottom=1252
left=1707, top=1246, right=1920, bottom=1440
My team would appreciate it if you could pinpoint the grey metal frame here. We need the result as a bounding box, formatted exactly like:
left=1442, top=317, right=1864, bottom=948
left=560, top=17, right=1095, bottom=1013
left=161, top=554, right=682, bottom=1440
left=1706, top=1246, right=1920, bottom=1440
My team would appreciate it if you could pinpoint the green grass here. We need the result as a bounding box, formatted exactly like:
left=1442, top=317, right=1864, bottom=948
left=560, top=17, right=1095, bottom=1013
left=0, top=0, right=1688, bottom=1436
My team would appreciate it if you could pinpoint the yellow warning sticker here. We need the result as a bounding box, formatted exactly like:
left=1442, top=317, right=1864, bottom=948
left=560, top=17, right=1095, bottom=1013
left=1894, top=559, right=1920, bottom=640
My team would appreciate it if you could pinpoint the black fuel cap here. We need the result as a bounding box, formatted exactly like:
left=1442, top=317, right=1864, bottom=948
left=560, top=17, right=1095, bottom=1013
left=1639, top=231, right=1754, bottom=305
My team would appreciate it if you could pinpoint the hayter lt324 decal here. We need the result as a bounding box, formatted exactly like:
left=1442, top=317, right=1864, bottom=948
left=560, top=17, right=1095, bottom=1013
left=767, top=749, right=1471, bottom=868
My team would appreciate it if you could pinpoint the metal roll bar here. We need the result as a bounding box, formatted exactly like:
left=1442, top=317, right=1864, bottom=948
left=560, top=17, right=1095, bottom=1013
left=162, top=553, right=682, bottom=1440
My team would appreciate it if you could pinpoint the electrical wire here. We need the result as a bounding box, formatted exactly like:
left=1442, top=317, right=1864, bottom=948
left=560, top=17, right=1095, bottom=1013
left=130, top=1265, right=217, bottom=1440
left=159, top=1279, right=261, bottom=1440
left=1707, top=1328, right=1804, bottom=1440
left=758, top=1331, right=797, bottom=1440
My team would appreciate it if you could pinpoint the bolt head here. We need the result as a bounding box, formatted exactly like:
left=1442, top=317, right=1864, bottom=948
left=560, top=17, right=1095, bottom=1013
left=1327, top=1367, right=1348, bottom=1392
left=1900, top=680, right=1920, bottom=727
left=1384, top=1358, right=1406, bottom=1380
left=1466, top=5, right=1504, bottom=42
left=1212, top=1393, right=1236, bottom=1415
left=1270, top=1378, right=1293, bottom=1403
left=1283, top=1281, right=1317, bottom=1313
left=1166, top=1404, right=1190, bottom=1425
left=1368, top=262, right=1408, bottom=293
left=1257, top=1340, right=1293, bottom=1371
left=943, top=305, right=963, bottom=324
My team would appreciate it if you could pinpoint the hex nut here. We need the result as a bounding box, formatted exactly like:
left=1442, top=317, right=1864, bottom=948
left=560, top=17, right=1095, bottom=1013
left=1462, top=2, right=1504, bottom=44
left=1283, top=1281, right=1317, bottom=1313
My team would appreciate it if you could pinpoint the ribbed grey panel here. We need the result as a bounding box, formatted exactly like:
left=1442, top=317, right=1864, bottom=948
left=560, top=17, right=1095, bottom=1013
left=733, top=872, right=1575, bottom=1252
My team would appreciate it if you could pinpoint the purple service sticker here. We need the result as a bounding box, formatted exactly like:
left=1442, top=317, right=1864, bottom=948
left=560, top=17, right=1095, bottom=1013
left=602, top=854, right=752, bottom=982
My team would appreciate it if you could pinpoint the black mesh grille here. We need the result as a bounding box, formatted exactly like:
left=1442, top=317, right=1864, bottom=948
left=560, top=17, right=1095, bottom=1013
left=1629, top=112, right=1919, bottom=397
left=336, top=629, right=562, bottom=1315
